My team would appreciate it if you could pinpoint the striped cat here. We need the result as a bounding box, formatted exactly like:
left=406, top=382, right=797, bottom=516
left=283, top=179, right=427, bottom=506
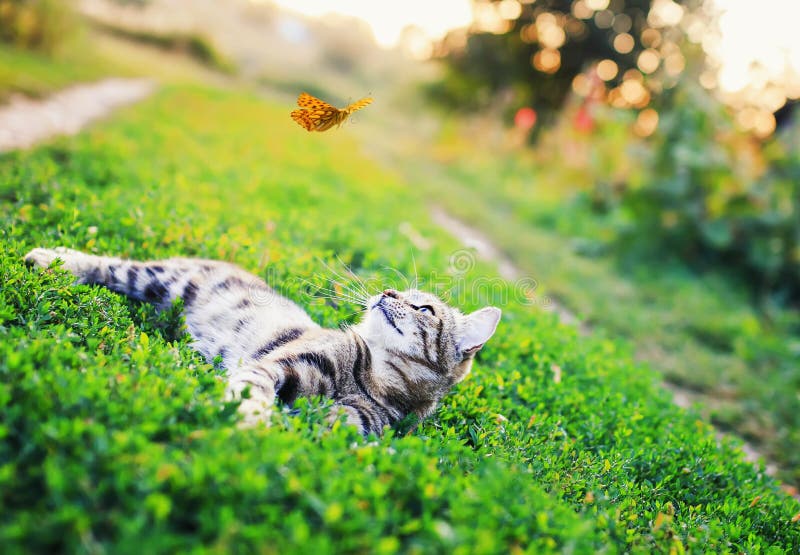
left=24, top=247, right=501, bottom=436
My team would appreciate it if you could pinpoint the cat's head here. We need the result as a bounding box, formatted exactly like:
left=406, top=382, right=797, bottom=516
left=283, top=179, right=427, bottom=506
left=356, top=288, right=501, bottom=388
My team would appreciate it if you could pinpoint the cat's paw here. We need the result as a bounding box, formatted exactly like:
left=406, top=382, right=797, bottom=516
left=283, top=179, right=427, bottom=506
left=236, top=397, right=273, bottom=429
left=24, top=247, right=74, bottom=269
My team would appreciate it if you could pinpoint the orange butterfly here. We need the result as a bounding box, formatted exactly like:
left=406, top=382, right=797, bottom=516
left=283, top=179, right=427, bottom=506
left=290, top=92, right=373, bottom=132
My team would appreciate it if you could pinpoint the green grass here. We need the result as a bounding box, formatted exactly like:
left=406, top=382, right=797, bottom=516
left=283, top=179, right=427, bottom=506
left=1, top=86, right=798, bottom=553
left=408, top=137, right=800, bottom=487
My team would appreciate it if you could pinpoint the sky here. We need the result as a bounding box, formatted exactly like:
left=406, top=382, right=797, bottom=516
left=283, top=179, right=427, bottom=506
left=267, top=0, right=474, bottom=48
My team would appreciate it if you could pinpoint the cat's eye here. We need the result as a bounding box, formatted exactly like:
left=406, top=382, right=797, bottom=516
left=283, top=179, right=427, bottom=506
left=414, top=304, right=435, bottom=316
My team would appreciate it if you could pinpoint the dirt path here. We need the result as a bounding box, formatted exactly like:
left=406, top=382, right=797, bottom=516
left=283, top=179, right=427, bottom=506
left=431, top=205, right=794, bottom=491
left=431, top=206, right=589, bottom=334
left=0, top=78, right=156, bottom=152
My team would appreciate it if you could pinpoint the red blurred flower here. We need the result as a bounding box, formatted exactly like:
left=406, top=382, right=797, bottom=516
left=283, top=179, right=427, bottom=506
left=514, top=107, right=537, bottom=131
left=574, top=106, right=594, bottom=133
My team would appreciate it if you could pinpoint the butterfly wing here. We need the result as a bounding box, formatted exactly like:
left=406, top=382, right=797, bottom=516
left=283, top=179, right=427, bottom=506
left=343, top=97, right=373, bottom=115
left=297, top=92, right=335, bottom=110
left=290, top=109, right=314, bottom=131
left=298, top=93, right=338, bottom=118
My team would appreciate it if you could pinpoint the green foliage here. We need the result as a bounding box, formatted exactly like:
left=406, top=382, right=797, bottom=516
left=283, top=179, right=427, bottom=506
left=0, top=0, right=77, bottom=53
left=623, top=83, right=800, bottom=302
left=1, top=86, right=798, bottom=552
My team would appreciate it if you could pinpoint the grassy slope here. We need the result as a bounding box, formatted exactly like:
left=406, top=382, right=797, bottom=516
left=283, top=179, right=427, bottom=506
left=0, top=87, right=798, bottom=553
left=406, top=136, right=800, bottom=487
left=0, top=40, right=116, bottom=100
left=0, top=29, right=227, bottom=101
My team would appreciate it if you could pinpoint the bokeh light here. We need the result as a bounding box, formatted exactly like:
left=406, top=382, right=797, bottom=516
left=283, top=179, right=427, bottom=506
left=613, top=33, right=634, bottom=54
left=497, top=0, right=522, bottom=20
left=472, top=1, right=513, bottom=34
left=621, top=79, right=649, bottom=107
left=584, top=0, right=610, bottom=11
left=519, top=24, right=536, bottom=43
left=612, top=13, right=632, bottom=34
left=663, top=52, right=685, bottom=77
left=699, top=0, right=800, bottom=136
left=572, top=74, right=592, bottom=97
left=533, top=48, right=561, bottom=73
left=637, top=49, right=660, bottom=74
left=634, top=108, right=659, bottom=137
left=640, top=28, right=662, bottom=48
left=648, top=0, right=684, bottom=28
left=596, top=59, right=618, bottom=81
left=565, top=18, right=588, bottom=40
left=752, top=111, right=776, bottom=138
left=572, top=0, right=593, bottom=20
left=594, top=10, right=614, bottom=29
left=536, top=13, right=566, bottom=49
left=623, top=69, right=643, bottom=82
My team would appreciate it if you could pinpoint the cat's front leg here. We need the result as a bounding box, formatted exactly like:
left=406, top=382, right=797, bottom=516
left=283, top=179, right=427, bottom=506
left=24, top=247, right=201, bottom=310
left=25, top=247, right=104, bottom=281
left=328, top=395, right=394, bottom=437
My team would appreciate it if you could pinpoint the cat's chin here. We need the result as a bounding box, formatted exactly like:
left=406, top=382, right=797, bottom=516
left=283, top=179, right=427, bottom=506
left=351, top=317, right=404, bottom=352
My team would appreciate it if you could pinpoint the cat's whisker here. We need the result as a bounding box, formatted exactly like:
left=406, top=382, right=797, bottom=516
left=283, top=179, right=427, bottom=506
left=327, top=295, right=367, bottom=307
left=317, top=257, right=371, bottom=299
left=307, top=288, right=367, bottom=306
left=331, top=254, right=375, bottom=298
left=315, top=288, right=368, bottom=306
left=297, top=272, right=363, bottom=299
left=322, top=280, right=369, bottom=305
left=382, top=265, right=410, bottom=292
left=296, top=278, right=367, bottom=306
left=309, top=288, right=358, bottom=301
left=335, top=254, right=378, bottom=297
left=410, top=250, right=420, bottom=291
left=339, top=307, right=366, bottom=321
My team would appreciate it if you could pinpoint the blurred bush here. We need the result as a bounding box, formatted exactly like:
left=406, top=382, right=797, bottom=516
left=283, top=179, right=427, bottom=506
left=622, top=83, right=800, bottom=303
left=0, top=0, right=77, bottom=53
left=90, top=20, right=235, bottom=74
left=427, top=0, right=660, bottom=128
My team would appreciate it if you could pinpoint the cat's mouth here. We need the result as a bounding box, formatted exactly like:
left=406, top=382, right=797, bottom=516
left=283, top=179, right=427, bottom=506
left=373, top=299, right=404, bottom=336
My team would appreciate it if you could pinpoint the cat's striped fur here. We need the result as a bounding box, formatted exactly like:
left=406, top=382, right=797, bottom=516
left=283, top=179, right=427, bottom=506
left=24, top=247, right=501, bottom=436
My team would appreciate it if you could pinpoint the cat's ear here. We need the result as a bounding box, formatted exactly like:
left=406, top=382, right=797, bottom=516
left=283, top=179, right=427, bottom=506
left=459, top=307, right=501, bottom=356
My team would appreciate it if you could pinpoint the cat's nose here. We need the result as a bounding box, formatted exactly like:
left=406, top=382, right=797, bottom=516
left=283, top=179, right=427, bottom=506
left=382, top=289, right=399, bottom=299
